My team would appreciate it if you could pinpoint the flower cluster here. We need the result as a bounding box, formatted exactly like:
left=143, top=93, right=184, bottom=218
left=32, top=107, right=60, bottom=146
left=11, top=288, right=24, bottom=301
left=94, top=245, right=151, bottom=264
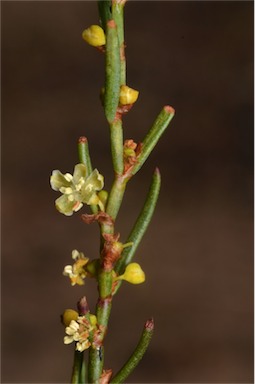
left=63, top=250, right=89, bottom=286
left=64, top=314, right=97, bottom=352
left=50, top=163, right=104, bottom=216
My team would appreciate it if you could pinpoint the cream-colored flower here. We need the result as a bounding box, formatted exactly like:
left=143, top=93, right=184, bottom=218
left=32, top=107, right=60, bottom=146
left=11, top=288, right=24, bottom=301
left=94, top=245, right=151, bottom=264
left=50, top=163, right=104, bottom=216
left=63, top=250, right=89, bottom=286
left=64, top=320, right=80, bottom=344
left=63, top=315, right=97, bottom=352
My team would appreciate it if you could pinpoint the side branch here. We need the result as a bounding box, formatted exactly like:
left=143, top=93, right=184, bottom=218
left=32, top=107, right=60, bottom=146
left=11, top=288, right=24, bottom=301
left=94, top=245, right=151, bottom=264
left=114, top=167, right=161, bottom=277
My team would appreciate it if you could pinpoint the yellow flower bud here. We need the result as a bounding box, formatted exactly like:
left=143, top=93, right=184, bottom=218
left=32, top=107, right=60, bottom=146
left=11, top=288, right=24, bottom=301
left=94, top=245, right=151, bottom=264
left=82, top=25, right=106, bottom=47
left=116, top=263, right=145, bottom=284
left=61, top=309, right=79, bottom=327
left=98, top=190, right=108, bottom=211
left=85, top=259, right=100, bottom=277
left=119, top=85, right=139, bottom=106
left=124, top=148, right=136, bottom=158
left=89, top=314, right=97, bottom=326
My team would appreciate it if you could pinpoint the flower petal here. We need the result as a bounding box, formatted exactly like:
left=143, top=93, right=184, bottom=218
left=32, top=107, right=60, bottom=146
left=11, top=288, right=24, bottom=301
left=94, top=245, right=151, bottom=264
left=55, top=195, right=75, bottom=216
left=64, top=335, right=74, bottom=344
left=50, top=170, right=71, bottom=191
left=72, top=250, right=80, bottom=260
left=73, top=164, right=87, bottom=185
left=76, top=339, right=91, bottom=352
left=86, top=169, right=104, bottom=191
left=63, top=265, right=73, bottom=276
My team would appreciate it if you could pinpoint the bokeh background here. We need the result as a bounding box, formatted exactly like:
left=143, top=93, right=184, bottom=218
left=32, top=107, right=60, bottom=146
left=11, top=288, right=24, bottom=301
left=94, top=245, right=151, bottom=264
left=2, top=1, right=253, bottom=383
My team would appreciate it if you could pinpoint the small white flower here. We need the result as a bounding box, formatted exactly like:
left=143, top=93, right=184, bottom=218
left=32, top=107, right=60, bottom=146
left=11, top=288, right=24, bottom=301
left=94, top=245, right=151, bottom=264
left=63, top=315, right=97, bottom=352
left=63, top=250, right=89, bottom=286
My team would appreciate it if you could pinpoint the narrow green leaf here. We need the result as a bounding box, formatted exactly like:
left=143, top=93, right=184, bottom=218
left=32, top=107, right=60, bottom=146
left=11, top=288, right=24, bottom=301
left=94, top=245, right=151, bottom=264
left=131, top=106, right=175, bottom=176
left=77, top=136, right=98, bottom=214
left=71, top=350, right=84, bottom=384
left=97, top=0, right=112, bottom=31
left=80, top=358, right=87, bottom=384
left=115, top=168, right=161, bottom=276
left=78, top=136, right=92, bottom=174
left=110, top=319, right=154, bottom=384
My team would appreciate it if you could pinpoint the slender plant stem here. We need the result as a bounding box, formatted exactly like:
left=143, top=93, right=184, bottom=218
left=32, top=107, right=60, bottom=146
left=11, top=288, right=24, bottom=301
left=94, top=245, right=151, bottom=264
left=104, top=20, right=121, bottom=124
left=106, top=175, right=127, bottom=220
left=109, top=119, right=124, bottom=175
left=88, top=8, right=125, bottom=381
left=88, top=298, right=112, bottom=383
left=110, top=319, right=154, bottom=384
left=112, top=1, right=126, bottom=85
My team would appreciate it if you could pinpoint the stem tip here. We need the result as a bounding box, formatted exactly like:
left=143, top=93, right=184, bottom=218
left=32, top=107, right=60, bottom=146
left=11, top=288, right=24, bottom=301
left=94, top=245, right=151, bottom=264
left=78, top=136, right=88, bottom=144
left=145, top=318, right=154, bottom=331
left=164, top=105, right=175, bottom=114
left=154, top=167, right=161, bottom=176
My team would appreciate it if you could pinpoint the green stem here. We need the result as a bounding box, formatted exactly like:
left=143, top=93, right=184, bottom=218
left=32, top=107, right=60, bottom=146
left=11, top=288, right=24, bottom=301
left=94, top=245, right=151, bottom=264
left=131, top=106, right=175, bottom=176
left=106, top=175, right=127, bottom=220
left=104, top=19, right=121, bottom=124
left=71, top=349, right=84, bottom=384
left=114, top=168, right=161, bottom=277
left=88, top=298, right=112, bottom=383
left=110, top=119, right=124, bottom=175
left=110, top=319, right=154, bottom=383
left=112, top=1, right=126, bottom=85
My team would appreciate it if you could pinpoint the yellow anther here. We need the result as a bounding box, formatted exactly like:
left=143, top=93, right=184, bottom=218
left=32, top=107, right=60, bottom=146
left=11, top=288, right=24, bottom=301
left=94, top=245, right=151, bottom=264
left=64, top=173, right=73, bottom=182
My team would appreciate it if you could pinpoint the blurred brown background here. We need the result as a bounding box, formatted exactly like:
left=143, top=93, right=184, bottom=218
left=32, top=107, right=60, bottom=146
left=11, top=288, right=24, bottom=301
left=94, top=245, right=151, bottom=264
left=2, top=1, right=253, bottom=383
